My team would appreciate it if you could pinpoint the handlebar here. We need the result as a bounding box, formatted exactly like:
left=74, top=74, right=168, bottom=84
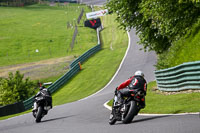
left=37, top=82, right=52, bottom=88
left=43, top=82, right=52, bottom=86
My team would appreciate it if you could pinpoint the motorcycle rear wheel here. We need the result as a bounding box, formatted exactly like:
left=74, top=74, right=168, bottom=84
left=36, top=106, right=43, bottom=123
left=122, top=101, right=138, bottom=124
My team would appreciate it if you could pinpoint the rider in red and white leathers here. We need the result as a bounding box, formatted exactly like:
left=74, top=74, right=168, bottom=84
left=115, top=71, right=147, bottom=108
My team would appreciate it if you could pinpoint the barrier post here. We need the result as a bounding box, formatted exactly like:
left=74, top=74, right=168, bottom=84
left=78, top=62, right=82, bottom=70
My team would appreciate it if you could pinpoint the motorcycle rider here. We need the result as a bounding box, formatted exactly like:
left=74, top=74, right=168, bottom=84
left=115, top=70, right=147, bottom=108
left=32, top=82, right=52, bottom=113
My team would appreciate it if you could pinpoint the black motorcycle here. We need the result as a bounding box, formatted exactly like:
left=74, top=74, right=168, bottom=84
left=109, top=89, right=145, bottom=125
left=32, top=82, right=52, bottom=123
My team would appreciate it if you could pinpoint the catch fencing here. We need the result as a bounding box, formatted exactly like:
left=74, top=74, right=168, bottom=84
left=155, top=61, right=200, bottom=91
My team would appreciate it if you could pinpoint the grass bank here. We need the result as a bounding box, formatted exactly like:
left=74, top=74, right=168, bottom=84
left=156, top=19, right=200, bottom=70
left=0, top=4, right=96, bottom=67
left=108, top=81, right=200, bottom=114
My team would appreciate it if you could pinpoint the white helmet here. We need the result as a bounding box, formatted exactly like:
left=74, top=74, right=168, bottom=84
left=134, top=70, right=144, bottom=77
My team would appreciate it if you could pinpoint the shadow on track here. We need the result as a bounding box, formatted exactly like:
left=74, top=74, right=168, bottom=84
left=132, top=115, right=170, bottom=124
left=113, top=115, right=171, bottom=125
left=40, top=115, right=76, bottom=123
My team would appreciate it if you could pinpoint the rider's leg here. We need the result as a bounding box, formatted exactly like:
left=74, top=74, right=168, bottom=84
left=139, top=97, right=146, bottom=109
left=115, top=88, right=130, bottom=106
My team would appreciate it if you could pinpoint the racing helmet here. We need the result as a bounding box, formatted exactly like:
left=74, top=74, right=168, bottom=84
left=134, top=70, right=144, bottom=77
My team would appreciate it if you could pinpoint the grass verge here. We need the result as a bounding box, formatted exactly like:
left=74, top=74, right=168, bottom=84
left=108, top=81, right=200, bottom=114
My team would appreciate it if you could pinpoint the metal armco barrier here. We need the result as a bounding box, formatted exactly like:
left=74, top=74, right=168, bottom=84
left=48, top=63, right=81, bottom=94
left=70, top=44, right=101, bottom=68
left=22, top=27, right=102, bottom=110
left=23, top=96, right=34, bottom=111
left=155, top=61, right=200, bottom=91
left=0, top=102, right=25, bottom=117
left=22, top=63, right=80, bottom=110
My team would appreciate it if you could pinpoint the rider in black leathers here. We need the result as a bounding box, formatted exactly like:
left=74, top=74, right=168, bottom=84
left=32, top=83, right=52, bottom=113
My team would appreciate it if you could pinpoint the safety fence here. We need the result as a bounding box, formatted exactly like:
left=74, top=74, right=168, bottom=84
left=155, top=61, right=200, bottom=91
left=70, top=44, right=101, bottom=68
left=0, top=102, right=25, bottom=117
left=77, top=8, right=84, bottom=24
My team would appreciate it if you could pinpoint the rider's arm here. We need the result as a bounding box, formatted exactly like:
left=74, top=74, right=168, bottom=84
left=36, top=92, right=40, bottom=97
left=117, top=76, right=134, bottom=90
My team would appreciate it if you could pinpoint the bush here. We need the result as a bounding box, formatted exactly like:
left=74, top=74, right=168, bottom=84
left=0, top=71, right=37, bottom=106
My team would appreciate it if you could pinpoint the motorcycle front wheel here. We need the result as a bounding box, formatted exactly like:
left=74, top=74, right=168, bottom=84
left=109, top=112, right=117, bottom=125
left=36, top=106, right=43, bottom=123
left=109, top=101, right=117, bottom=125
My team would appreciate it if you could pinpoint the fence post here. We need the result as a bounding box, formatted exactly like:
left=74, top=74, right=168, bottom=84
left=78, top=62, right=82, bottom=70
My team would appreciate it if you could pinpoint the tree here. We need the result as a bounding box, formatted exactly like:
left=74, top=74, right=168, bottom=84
left=0, top=71, right=37, bottom=106
left=106, top=0, right=200, bottom=54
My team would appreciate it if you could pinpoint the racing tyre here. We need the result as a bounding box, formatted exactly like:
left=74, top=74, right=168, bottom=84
left=109, top=113, right=117, bottom=125
left=122, top=101, right=138, bottom=124
left=36, top=106, right=43, bottom=123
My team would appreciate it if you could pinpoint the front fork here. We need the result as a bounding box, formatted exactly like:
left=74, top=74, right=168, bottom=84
left=121, top=104, right=126, bottom=121
left=113, top=95, right=118, bottom=106
left=32, top=102, right=38, bottom=118
left=33, top=102, right=38, bottom=111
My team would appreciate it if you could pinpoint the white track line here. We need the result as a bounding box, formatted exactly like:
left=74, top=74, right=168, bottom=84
left=104, top=100, right=200, bottom=116
left=78, top=31, right=131, bottom=101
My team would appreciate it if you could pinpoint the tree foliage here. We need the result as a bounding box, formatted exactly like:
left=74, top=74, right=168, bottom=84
left=0, top=71, right=37, bottom=106
left=106, top=0, right=200, bottom=54
left=156, top=18, right=200, bottom=69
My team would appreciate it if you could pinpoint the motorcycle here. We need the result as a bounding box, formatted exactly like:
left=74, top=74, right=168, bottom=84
left=32, top=82, right=52, bottom=123
left=109, top=89, right=145, bottom=125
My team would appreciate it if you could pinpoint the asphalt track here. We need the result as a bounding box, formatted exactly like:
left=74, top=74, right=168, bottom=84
left=1, top=1, right=200, bottom=133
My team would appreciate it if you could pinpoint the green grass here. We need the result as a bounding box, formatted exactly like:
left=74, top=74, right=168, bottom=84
left=0, top=4, right=97, bottom=66
left=52, top=13, right=128, bottom=105
left=156, top=19, right=200, bottom=69
left=108, top=81, right=200, bottom=114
